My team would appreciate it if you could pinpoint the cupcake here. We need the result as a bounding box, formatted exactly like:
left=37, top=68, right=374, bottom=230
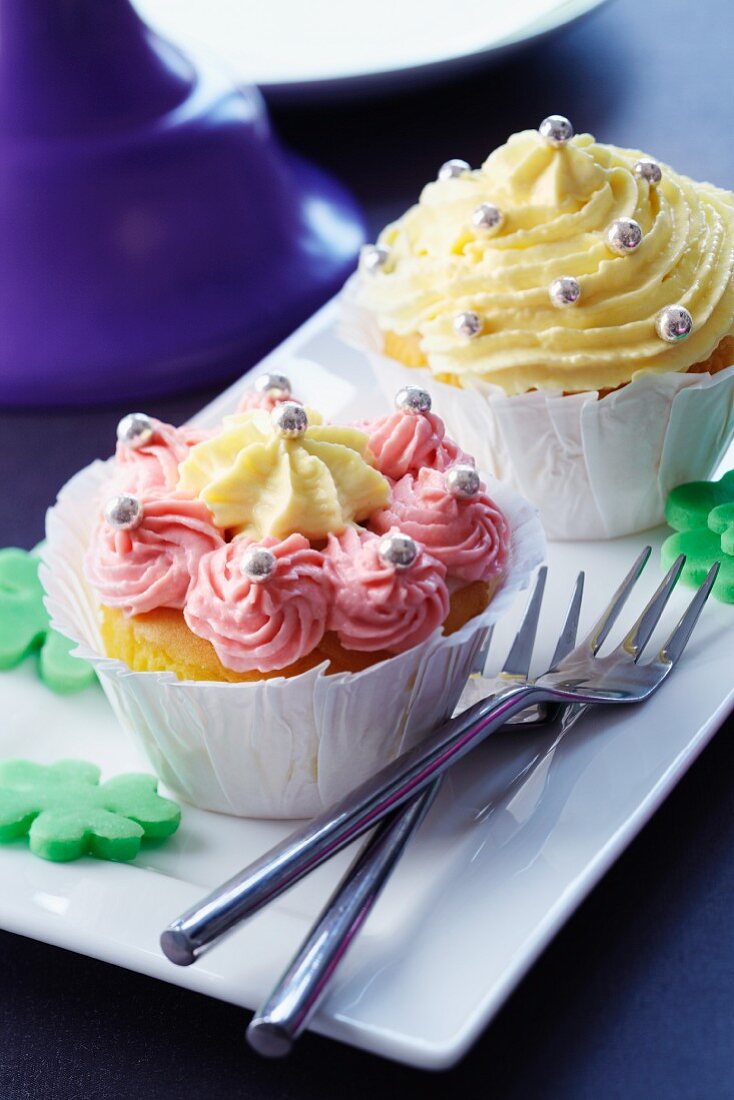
left=42, top=373, right=544, bottom=818
left=346, top=116, right=734, bottom=539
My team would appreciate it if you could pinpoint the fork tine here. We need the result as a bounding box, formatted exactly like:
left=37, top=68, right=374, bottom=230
left=500, top=566, right=547, bottom=678
left=549, top=572, right=585, bottom=669
left=582, top=546, right=652, bottom=655
left=616, top=553, right=686, bottom=661
left=660, top=562, right=720, bottom=665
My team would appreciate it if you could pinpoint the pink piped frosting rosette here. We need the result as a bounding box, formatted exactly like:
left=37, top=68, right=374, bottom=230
left=42, top=370, right=545, bottom=818
left=370, top=467, right=509, bottom=584
left=364, top=408, right=470, bottom=481
left=112, top=419, right=211, bottom=497
left=324, top=527, right=449, bottom=654
left=84, top=495, right=224, bottom=615
left=235, top=370, right=303, bottom=415
left=185, top=534, right=330, bottom=673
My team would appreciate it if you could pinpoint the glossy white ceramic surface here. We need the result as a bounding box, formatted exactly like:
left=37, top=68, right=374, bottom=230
left=1, top=299, right=732, bottom=1068
left=132, top=0, right=608, bottom=98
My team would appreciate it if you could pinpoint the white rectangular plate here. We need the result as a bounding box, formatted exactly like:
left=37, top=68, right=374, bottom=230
left=2, top=299, right=733, bottom=1070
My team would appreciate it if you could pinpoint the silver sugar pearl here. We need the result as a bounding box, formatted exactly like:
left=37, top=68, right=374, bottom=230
left=378, top=532, right=419, bottom=571
left=438, top=158, right=471, bottom=181
left=655, top=304, right=693, bottom=343
left=471, top=203, right=504, bottom=233
left=549, top=276, right=581, bottom=308
left=606, top=217, right=643, bottom=255
left=360, top=244, right=391, bottom=275
left=395, top=386, right=432, bottom=415
left=271, top=401, right=308, bottom=438
left=446, top=464, right=481, bottom=499
left=634, top=159, right=662, bottom=186
left=104, top=494, right=144, bottom=531
left=453, top=310, right=483, bottom=339
left=241, top=546, right=277, bottom=583
left=539, top=115, right=574, bottom=147
left=116, top=412, right=154, bottom=449
left=254, top=372, right=291, bottom=397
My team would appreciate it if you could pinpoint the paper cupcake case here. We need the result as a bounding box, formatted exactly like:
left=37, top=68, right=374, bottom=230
left=41, top=459, right=545, bottom=819
left=341, top=280, right=734, bottom=541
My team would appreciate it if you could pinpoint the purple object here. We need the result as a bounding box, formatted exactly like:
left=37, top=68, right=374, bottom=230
left=0, top=0, right=366, bottom=407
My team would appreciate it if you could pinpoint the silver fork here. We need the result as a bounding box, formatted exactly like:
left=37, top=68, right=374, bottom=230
left=160, top=551, right=719, bottom=970
left=245, top=545, right=665, bottom=1054
left=246, top=564, right=582, bottom=1056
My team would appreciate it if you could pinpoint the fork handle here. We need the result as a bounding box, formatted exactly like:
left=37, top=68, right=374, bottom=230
left=161, top=682, right=542, bottom=966
left=246, top=780, right=440, bottom=1057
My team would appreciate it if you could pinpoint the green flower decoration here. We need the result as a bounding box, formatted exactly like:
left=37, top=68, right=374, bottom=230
left=0, top=760, right=181, bottom=862
left=662, top=471, right=734, bottom=603
left=0, top=547, right=95, bottom=693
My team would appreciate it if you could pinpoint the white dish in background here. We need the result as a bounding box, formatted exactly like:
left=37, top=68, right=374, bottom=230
left=1, top=298, right=733, bottom=1069
left=132, top=0, right=608, bottom=100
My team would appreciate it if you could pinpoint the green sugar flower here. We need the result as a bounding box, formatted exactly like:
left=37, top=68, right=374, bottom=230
left=662, top=471, right=734, bottom=603
left=0, top=547, right=95, bottom=693
left=0, top=760, right=181, bottom=862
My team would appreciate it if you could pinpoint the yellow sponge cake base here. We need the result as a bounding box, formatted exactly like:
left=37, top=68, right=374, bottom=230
left=100, top=578, right=498, bottom=683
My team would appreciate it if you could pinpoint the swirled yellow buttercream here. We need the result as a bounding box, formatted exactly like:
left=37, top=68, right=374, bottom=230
left=177, top=409, right=390, bottom=539
left=356, top=129, right=734, bottom=394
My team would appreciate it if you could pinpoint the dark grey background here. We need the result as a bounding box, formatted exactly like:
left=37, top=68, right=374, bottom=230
left=2, top=0, right=734, bottom=1096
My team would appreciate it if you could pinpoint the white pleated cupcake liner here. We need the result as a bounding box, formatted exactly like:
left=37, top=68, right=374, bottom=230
left=41, top=458, right=545, bottom=819
left=340, top=278, right=734, bottom=540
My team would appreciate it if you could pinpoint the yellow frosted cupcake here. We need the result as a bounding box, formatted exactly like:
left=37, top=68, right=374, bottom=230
left=349, top=116, right=734, bottom=538
left=355, top=116, right=734, bottom=395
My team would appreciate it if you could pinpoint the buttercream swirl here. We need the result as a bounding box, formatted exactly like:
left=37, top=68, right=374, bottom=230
left=356, top=129, right=734, bottom=394
left=113, top=419, right=210, bottom=496
left=84, top=496, right=223, bottom=616
left=184, top=534, right=331, bottom=673
left=365, top=410, right=469, bottom=480
left=177, top=408, right=390, bottom=539
left=370, top=468, right=509, bottom=583
left=324, top=527, right=449, bottom=653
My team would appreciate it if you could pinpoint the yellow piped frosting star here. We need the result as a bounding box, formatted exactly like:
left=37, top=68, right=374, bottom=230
left=177, top=409, right=390, bottom=539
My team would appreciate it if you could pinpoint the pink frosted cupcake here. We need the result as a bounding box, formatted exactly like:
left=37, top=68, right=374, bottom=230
left=44, top=380, right=543, bottom=817
left=92, top=386, right=504, bottom=682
